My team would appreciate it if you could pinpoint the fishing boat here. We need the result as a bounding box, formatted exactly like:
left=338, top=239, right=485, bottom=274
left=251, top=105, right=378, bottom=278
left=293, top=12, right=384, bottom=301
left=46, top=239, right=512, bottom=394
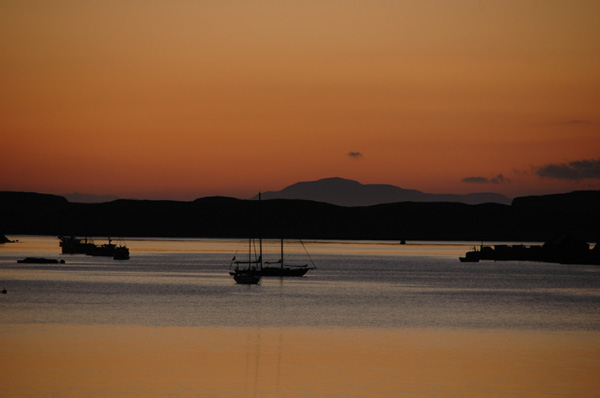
left=59, top=236, right=96, bottom=254
left=92, top=238, right=117, bottom=257
left=113, top=242, right=130, bottom=260
left=59, top=236, right=130, bottom=260
left=459, top=247, right=480, bottom=262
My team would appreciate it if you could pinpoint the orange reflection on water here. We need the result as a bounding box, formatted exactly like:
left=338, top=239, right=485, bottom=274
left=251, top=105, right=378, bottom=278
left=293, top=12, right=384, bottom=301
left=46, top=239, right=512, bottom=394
left=1, top=236, right=518, bottom=258
left=1, top=325, right=598, bottom=397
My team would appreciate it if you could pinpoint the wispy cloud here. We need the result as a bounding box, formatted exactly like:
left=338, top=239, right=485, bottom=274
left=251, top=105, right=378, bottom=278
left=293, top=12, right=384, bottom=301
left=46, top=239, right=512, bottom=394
left=347, top=151, right=363, bottom=159
left=512, top=168, right=528, bottom=175
left=557, top=119, right=594, bottom=125
left=462, top=176, right=490, bottom=184
left=536, top=158, right=600, bottom=180
left=462, top=174, right=508, bottom=184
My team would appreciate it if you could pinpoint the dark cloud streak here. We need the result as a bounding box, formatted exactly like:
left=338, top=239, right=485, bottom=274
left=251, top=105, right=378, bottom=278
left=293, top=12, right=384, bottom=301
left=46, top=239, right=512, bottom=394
left=559, top=119, right=594, bottom=125
left=462, top=174, right=508, bottom=184
left=347, top=151, right=363, bottom=159
left=462, top=176, right=490, bottom=184
left=536, top=158, right=600, bottom=180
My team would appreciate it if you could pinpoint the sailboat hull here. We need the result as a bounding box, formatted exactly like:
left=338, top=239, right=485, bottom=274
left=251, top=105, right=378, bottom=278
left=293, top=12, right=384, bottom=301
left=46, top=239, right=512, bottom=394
left=232, top=270, right=261, bottom=284
left=260, top=267, right=310, bottom=277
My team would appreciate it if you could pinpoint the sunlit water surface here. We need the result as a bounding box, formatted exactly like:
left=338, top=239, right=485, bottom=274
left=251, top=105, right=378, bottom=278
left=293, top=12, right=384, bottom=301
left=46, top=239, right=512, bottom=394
left=1, top=236, right=599, bottom=397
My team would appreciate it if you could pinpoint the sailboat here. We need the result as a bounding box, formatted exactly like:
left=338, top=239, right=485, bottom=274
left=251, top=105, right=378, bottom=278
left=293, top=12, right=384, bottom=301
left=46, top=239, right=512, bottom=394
left=229, top=239, right=262, bottom=285
left=260, top=199, right=315, bottom=277
left=229, top=194, right=263, bottom=284
left=228, top=193, right=316, bottom=283
left=261, top=237, right=315, bottom=277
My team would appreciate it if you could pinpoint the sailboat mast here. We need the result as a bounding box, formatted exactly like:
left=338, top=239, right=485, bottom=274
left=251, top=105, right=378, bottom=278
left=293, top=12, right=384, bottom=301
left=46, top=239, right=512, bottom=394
left=259, top=192, right=263, bottom=270
left=280, top=201, right=284, bottom=269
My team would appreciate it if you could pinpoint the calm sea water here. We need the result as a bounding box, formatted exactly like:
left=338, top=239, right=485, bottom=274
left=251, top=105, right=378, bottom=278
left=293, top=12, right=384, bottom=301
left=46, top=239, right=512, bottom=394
left=1, top=236, right=599, bottom=330
left=2, top=236, right=600, bottom=397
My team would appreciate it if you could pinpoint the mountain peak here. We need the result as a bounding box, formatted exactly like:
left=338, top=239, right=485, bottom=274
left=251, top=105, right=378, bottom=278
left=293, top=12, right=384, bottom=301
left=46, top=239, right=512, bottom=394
left=291, top=177, right=363, bottom=189
left=255, top=177, right=511, bottom=206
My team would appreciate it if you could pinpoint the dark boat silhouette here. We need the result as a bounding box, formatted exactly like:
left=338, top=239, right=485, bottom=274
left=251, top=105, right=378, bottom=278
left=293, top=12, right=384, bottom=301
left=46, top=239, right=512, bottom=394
left=232, top=267, right=261, bottom=285
left=259, top=198, right=315, bottom=277
left=59, top=236, right=96, bottom=254
left=229, top=194, right=264, bottom=285
left=59, top=236, right=130, bottom=260
left=113, top=244, right=130, bottom=260
left=229, top=249, right=262, bottom=285
left=92, top=238, right=117, bottom=257
left=230, top=238, right=314, bottom=280
left=459, top=247, right=480, bottom=262
left=229, top=194, right=315, bottom=282
left=17, top=257, right=65, bottom=264
left=260, top=237, right=315, bottom=277
left=92, top=238, right=130, bottom=260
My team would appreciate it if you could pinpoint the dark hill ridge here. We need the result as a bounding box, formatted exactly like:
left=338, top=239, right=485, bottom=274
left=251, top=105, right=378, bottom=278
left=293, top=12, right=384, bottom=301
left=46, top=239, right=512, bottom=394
left=255, top=177, right=511, bottom=206
left=512, top=190, right=600, bottom=216
left=1, top=190, right=598, bottom=242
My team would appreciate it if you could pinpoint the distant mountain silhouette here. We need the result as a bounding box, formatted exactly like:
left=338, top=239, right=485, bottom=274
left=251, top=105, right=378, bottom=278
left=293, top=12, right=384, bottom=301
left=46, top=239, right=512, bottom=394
left=254, top=177, right=511, bottom=206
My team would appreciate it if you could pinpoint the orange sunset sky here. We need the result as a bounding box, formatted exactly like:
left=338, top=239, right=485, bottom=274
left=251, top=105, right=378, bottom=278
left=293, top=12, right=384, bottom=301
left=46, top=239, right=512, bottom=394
left=1, top=0, right=599, bottom=201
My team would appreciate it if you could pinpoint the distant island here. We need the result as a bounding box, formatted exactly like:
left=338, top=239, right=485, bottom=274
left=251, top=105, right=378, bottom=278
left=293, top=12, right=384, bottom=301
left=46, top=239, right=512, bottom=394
left=1, top=189, right=598, bottom=243
left=254, top=177, right=512, bottom=206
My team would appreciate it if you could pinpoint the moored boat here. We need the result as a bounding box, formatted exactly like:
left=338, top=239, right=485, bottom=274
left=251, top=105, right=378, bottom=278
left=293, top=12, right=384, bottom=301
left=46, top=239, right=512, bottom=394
left=260, top=264, right=310, bottom=276
left=459, top=247, right=480, bottom=262
left=113, top=245, right=130, bottom=260
left=59, top=236, right=96, bottom=254
left=232, top=268, right=261, bottom=284
left=17, top=257, right=65, bottom=264
left=229, top=194, right=263, bottom=285
left=230, top=248, right=262, bottom=285
left=58, top=236, right=130, bottom=260
left=261, top=237, right=315, bottom=277
left=228, top=193, right=315, bottom=282
left=92, top=239, right=117, bottom=257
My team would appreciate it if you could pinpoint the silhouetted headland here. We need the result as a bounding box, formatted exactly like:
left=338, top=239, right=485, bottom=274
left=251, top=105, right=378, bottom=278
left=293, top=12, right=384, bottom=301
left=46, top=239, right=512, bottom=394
left=1, top=190, right=598, bottom=246
left=1, top=233, right=14, bottom=244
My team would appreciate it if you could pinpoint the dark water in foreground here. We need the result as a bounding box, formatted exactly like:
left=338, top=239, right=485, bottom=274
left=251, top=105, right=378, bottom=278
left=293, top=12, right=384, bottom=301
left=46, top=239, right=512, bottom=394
left=1, top=236, right=599, bottom=330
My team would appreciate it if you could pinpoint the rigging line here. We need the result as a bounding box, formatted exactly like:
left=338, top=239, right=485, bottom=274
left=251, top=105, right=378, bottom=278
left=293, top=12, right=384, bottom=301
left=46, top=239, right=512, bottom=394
left=252, top=239, right=259, bottom=262
left=229, top=250, right=239, bottom=269
left=299, top=239, right=317, bottom=269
